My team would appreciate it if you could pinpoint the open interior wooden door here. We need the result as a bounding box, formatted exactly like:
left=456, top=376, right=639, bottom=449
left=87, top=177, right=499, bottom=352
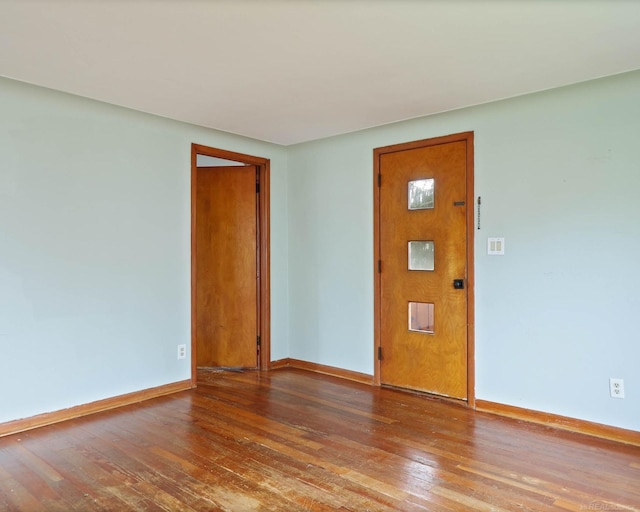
left=191, top=144, right=271, bottom=383
left=196, top=165, right=258, bottom=368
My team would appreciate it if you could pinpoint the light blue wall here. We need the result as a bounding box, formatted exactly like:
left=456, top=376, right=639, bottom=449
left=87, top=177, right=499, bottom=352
left=3, top=71, right=639, bottom=432
left=0, top=77, right=289, bottom=423
left=287, top=71, right=640, bottom=431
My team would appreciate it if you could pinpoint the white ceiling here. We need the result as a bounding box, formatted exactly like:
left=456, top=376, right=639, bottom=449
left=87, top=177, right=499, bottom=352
left=2, top=1, right=640, bottom=146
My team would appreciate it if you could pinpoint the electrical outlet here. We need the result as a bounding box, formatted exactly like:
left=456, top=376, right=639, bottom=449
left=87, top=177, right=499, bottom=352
left=177, top=344, right=187, bottom=360
left=609, top=378, right=625, bottom=399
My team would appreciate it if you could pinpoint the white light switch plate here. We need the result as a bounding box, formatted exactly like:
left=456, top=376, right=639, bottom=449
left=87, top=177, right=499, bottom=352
left=487, top=237, right=505, bottom=255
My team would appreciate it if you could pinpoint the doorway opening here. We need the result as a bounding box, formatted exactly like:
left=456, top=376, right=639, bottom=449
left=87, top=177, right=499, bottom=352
left=191, top=144, right=270, bottom=386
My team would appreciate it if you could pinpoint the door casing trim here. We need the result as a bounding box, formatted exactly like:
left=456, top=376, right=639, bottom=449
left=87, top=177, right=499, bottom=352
left=191, top=144, right=271, bottom=386
left=373, top=132, right=475, bottom=407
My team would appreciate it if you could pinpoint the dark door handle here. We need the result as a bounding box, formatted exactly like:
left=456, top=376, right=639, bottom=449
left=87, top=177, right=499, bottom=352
left=453, top=279, right=464, bottom=289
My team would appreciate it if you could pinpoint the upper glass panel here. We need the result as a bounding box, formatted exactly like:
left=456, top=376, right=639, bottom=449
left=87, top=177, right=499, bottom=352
left=408, top=241, right=434, bottom=271
left=408, top=178, right=435, bottom=210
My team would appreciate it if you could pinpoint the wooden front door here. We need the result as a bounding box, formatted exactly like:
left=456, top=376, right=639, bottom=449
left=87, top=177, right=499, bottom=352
left=375, top=133, right=473, bottom=400
left=196, top=165, right=258, bottom=368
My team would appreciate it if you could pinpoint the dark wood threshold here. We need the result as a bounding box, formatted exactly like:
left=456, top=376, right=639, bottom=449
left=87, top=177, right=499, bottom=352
left=0, top=379, right=193, bottom=438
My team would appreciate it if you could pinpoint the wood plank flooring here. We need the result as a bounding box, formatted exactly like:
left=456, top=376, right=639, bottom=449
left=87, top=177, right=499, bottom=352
left=0, top=368, right=638, bottom=511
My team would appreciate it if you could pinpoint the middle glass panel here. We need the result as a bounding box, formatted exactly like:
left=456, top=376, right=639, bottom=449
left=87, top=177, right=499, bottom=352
left=408, top=241, right=435, bottom=271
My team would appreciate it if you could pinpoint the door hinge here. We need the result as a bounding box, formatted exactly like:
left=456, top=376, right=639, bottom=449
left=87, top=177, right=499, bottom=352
left=256, top=182, right=260, bottom=193
left=377, top=346, right=382, bottom=360
left=378, top=260, right=382, bottom=273
left=378, top=173, right=381, bottom=187
left=256, top=335, right=261, bottom=346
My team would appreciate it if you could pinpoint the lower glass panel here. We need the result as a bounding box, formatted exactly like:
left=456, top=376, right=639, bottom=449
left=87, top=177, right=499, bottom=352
left=409, top=302, right=434, bottom=333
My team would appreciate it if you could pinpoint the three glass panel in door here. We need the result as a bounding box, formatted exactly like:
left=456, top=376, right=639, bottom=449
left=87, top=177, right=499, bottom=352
left=407, top=178, right=435, bottom=335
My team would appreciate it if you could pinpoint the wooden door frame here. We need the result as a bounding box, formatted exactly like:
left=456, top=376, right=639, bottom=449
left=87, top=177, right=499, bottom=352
left=191, top=143, right=271, bottom=386
left=373, top=131, right=475, bottom=407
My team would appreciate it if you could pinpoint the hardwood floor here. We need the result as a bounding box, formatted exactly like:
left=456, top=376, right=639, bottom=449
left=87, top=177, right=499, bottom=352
left=0, top=369, right=638, bottom=511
